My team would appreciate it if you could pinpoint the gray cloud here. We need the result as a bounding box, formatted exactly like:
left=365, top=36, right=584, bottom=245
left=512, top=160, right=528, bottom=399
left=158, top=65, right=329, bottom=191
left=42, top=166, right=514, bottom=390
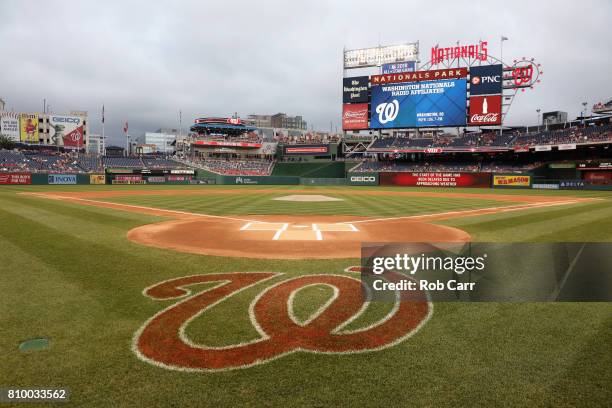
left=1, top=0, right=610, bottom=144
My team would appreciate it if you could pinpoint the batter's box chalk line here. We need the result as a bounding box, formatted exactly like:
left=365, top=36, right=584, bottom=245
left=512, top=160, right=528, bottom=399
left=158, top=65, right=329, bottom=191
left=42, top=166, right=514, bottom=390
left=240, top=222, right=359, bottom=241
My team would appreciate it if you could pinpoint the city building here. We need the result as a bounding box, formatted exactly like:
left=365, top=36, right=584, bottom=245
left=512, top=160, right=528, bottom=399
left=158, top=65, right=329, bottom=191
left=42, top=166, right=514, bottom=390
left=135, top=130, right=176, bottom=154
left=245, top=114, right=272, bottom=128
left=246, top=113, right=307, bottom=130
left=88, top=133, right=105, bottom=154
left=0, top=97, right=5, bottom=111
left=271, top=113, right=307, bottom=130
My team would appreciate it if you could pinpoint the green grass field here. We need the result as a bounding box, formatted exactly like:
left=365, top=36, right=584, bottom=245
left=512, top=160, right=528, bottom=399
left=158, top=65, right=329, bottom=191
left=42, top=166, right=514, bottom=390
left=1, top=185, right=611, bottom=407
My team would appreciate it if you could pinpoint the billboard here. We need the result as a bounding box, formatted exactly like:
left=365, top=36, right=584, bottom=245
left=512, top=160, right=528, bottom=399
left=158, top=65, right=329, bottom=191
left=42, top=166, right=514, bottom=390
left=493, top=175, right=531, bottom=187
left=343, top=76, right=369, bottom=103
left=19, top=114, right=39, bottom=143
left=89, top=174, right=106, bottom=184
left=344, top=43, right=418, bottom=69
left=469, top=65, right=503, bottom=95
left=348, top=173, right=379, bottom=186
left=49, top=115, right=84, bottom=148
left=0, top=173, right=32, bottom=185
left=48, top=174, right=77, bottom=185
left=283, top=145, right=330, bottom=155
left=469, top=95, right=502, bottom=125
left=382, top=62, right=416, bottom=74
left=0, top=112, right=20, bottom=141
left=342, top=103, right=369, bottom=130
left=380, top=172, right=491, bottom=187
left=370, top=79, right=467, bottom=128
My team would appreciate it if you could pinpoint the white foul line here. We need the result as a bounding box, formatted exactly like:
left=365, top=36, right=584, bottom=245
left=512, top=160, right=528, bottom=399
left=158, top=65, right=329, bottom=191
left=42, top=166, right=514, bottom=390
left=347, top=200, right=583, bottom=225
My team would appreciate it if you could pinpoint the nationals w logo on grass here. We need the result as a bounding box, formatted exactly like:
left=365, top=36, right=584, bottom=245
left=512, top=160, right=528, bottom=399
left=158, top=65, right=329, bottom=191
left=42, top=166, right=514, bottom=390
left=133, top=272, right=431, bottom=372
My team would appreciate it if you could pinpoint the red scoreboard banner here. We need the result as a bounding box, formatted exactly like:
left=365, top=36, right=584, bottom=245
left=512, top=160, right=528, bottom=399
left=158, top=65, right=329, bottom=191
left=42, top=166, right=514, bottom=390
left=469, top=95, right=502, bottom=125
left=0, top=173, right=32, bottom=185
left=283, top=145, right=329, bottom=155
left=380, top=172, right=491, bottom=188
left=342, top=103, right=369, bottom=130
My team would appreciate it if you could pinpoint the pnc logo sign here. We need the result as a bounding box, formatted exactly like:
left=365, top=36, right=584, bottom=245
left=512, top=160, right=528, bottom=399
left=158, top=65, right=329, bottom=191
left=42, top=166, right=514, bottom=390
left=375, top=100, right=399, bottom=124
left=469, top=64, right=503, bottom=95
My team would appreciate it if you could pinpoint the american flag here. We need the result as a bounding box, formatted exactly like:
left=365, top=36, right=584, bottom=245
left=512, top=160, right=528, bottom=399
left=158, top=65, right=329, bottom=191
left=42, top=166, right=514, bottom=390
left=123, top=121, right=128, bottom=134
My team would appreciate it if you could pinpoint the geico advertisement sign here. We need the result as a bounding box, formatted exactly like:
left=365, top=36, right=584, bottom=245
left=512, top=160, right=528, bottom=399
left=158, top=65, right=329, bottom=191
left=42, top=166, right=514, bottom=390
left=349, top=174, right=378, bottom=185
left=49, top=115, right=84, bottom=147
left=350, top=176, right=376, bottom=182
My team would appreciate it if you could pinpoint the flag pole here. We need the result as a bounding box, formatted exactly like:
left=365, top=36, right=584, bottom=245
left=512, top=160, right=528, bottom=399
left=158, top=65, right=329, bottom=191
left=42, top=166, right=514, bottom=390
left=101, top=105, right=105, bottom=155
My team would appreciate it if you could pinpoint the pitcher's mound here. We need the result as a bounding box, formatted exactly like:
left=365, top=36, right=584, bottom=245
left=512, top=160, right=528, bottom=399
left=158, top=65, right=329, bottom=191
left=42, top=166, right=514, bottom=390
left=272, top=195, right=343, bottom=202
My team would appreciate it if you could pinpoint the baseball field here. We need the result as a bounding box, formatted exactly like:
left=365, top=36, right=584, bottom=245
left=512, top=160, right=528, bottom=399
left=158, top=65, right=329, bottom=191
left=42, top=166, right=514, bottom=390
left=1, top=185, right=611, bottom=407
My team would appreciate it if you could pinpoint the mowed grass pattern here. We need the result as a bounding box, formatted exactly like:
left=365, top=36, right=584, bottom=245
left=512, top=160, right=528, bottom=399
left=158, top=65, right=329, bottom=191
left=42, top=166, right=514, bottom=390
left=0, top=185, right=611, bottom=407
left=101, top=191, right=517, bottom=217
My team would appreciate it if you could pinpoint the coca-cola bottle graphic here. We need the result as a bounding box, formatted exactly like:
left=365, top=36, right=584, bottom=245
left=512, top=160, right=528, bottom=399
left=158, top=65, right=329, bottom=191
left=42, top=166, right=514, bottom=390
left=482, top=97, right=488, bottom=114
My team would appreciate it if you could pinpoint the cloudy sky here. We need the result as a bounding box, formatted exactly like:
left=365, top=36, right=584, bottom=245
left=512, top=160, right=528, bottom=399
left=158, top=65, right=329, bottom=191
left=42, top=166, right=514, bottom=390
left=1, top=0, right=610, bottom=144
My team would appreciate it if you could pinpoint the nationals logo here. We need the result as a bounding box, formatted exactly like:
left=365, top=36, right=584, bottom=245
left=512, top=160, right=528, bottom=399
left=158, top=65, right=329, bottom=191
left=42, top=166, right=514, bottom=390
left=133, top=272, right=431, bottom=371
left=375, top=100, right=400, bottom=124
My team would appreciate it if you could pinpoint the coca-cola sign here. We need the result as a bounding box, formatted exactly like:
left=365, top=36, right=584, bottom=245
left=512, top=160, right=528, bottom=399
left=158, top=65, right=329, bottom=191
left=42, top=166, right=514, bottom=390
left=469, top=95, right=501, bottom=125
left=342, top=103, right=369, bottom=130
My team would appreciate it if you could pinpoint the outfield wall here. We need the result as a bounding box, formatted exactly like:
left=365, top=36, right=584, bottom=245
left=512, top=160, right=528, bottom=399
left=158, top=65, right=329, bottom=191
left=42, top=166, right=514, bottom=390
left=379, top=172, right=492, bottom=188
left=0, top=173, right=106, bottom=185
left=272, top=162, right=346, bottom=178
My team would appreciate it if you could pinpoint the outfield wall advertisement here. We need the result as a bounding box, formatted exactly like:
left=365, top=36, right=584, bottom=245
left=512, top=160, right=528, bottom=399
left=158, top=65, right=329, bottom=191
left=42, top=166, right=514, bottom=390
left=89, top=174, right=106, bottom=184
left=380, top=172, right=491, bottom=187
left=348, top=173, right=379, bottom=186
left=49, top=115, right=84, bottom=148
left=48, top=174, right=77, bottom=185
left=0, top=173, right=32, bottom=185
left=370, top=79, right=467, bottom=128
left=493, top=175, right=531, bottom=187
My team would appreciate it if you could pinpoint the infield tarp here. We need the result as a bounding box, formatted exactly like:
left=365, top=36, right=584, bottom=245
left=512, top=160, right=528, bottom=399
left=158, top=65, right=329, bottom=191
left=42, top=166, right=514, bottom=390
left=380, top=172, right=491, bottom=188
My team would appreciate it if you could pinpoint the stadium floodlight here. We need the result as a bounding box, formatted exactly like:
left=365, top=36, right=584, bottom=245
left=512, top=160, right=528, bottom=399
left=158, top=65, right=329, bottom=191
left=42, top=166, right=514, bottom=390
left=344, top=43, right=418, bottom=69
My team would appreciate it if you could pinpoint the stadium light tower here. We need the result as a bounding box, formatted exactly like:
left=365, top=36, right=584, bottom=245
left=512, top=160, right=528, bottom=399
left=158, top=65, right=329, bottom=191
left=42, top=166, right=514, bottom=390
left=536, top=108, right=541, bottom=131
left=582, top=101, right=588, bottom=120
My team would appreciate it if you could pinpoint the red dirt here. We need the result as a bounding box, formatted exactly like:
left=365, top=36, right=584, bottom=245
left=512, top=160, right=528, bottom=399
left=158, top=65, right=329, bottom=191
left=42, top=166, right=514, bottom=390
left=23, top=190, right=596, bottom=259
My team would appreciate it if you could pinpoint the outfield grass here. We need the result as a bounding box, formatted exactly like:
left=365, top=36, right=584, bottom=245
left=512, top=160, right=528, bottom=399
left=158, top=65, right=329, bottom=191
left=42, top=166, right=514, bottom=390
left=1, top=185, right=611, bottom=407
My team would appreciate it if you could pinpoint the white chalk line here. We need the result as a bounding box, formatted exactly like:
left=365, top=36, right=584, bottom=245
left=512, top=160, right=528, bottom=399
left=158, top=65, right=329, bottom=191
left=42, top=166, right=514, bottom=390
left=345, top=200, right=586, bottom=225
left=272, top=223, right=289, bottom=240
left=25, top=192, right=256, bottom=223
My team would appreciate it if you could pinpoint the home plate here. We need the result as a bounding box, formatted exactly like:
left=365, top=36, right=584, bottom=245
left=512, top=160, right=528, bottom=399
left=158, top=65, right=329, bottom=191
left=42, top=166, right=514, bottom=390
left=272, top=195, right=343, bottom=202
